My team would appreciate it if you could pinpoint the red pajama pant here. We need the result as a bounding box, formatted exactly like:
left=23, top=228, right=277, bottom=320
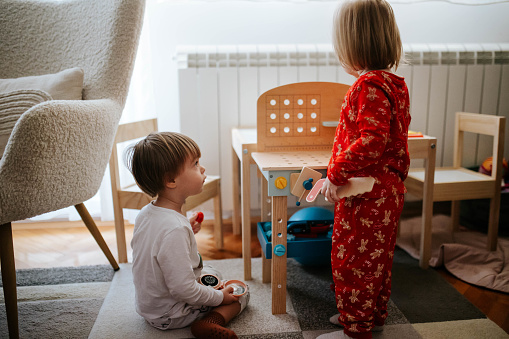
left=331, top=194, right=404, bottom=339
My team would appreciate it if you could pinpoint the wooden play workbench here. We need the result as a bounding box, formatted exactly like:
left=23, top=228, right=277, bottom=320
left=232, top=127, right=437, bottom=314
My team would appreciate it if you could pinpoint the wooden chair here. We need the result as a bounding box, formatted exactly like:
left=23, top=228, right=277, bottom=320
left=405, top=112, right=505, bottom=262
left=109, top=118, right=224, bottom=263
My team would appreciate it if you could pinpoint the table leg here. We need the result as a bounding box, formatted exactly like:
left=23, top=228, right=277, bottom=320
left=271, top=196, right=287, bottom=314
left=260, top=174, right=271, bottom=283
left=419, top=141, right=436, bottom=269
left=241, top=149, right=252, bottom=280
left=231, top=146, right=241, bottom=234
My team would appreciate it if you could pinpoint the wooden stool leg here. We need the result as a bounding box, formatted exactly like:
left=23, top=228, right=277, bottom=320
left=75, top=203, right=119, bottom=270
left=0, top=222, right=20, bottom=339
left=213, top=184, right=224, bottom=249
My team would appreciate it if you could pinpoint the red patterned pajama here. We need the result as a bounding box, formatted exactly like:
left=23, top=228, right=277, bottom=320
left=331, top=194, right=404, bottom=339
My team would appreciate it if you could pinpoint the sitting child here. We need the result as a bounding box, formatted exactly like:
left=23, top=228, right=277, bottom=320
left=126, top=131, right=249, bottom=339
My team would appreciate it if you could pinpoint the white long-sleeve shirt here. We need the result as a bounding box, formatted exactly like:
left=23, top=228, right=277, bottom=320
left=131, top=203, right=223, bottom=321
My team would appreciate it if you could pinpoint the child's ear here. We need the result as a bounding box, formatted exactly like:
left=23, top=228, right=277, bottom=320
left=166, top=179, right=177, bottom=189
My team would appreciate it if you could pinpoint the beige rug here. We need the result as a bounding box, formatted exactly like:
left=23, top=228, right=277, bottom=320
left=397, top=214, right=509, bottom=293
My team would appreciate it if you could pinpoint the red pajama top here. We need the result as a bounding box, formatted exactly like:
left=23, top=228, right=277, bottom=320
left=327, top=70, right=411, bottom=198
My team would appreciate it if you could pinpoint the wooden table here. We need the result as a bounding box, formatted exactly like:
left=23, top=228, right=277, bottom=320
left=231, top=128, right=436, bottom=314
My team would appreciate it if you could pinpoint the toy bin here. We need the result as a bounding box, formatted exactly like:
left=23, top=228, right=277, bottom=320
left=257, top=207, right=333, bottom=266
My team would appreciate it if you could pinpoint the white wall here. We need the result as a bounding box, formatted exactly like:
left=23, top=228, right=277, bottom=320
left=129, top=0, right=509, bottom=218
left=143, top=0, right=509, bottom=131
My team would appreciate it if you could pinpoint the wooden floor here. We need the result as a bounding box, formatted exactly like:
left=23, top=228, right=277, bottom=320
left=7, top=216, right=509, bottom=334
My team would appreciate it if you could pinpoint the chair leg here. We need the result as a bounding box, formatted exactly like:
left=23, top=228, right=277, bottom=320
left=213, top=187, right=224, bottom=249
left=487, top=196, right=500, bottom=251
left=0, top=222, right=20, bottom=339
left=75, top=203, right=119, bottom=270
left=450, top=200, right=461, bottom=233
left=112, top=205, right=128, bottom=264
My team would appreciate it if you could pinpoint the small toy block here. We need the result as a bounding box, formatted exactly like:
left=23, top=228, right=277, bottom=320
left=290, top=166, right=323, bottom=199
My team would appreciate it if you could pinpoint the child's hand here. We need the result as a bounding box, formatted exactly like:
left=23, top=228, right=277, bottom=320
left=321, top=177, right=341, bottom=203
left=220, top=286, right=239, bottom=305
left=189, top=212, right=203, bottom=234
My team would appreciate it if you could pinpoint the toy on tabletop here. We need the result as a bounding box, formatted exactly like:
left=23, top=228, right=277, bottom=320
left=408, top=130, right=424, bottom=138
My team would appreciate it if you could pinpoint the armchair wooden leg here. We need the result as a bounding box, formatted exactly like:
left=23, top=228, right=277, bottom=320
left=0, top=222, right=20, bottom=339
left=75, top=203, right=119, bottom=271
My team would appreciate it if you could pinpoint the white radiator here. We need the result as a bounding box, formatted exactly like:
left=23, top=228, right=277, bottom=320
left=177, top=43, right=509, bottom=214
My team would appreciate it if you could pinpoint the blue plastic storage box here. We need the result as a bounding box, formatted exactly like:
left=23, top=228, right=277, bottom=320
left=257, top=207, right=334, bottom=266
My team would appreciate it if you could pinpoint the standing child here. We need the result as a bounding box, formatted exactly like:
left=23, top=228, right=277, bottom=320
left=126, top=132, right=248, bottom=339
left=319, top=0, right=410, bottom=338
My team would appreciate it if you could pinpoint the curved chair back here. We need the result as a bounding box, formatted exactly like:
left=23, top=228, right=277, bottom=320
left=0, top=0, right=144, bottom=107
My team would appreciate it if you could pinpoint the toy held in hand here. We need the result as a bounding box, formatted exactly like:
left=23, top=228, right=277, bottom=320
left=195, top=212, right=204, bottom=223
left=198, top=274, right=222, bottom=289
left=198, top=274, right=248, bottom=296
left=224, top=280, right=248, bottom=297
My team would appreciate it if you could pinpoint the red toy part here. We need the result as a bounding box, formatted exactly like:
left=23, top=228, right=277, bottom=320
left=196, top=212, right=204, bottom=223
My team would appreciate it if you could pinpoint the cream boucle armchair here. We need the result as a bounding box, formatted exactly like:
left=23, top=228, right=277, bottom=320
left=0, top=0, right=145, bottom=337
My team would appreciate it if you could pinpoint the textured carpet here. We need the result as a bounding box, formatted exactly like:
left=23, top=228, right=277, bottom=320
left=0, top=265, right=114, bottom=339
left=1, top=255, right=507, bottom=338
left=91, top=250, right=507, bottom=339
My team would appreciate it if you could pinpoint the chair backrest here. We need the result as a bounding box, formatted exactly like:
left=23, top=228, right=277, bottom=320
left=0, top=0, right=145, bottom=107
left=110, top=118, right=158, bottom=199
left=454, top=112, right=505, bottom=180
left=256, top=82, right=350, bottom=152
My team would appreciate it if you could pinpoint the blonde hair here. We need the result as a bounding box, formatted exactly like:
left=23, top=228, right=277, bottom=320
left=125, top=132, right=201, bottom=197
left=333, top=0, right=403, bottom=71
